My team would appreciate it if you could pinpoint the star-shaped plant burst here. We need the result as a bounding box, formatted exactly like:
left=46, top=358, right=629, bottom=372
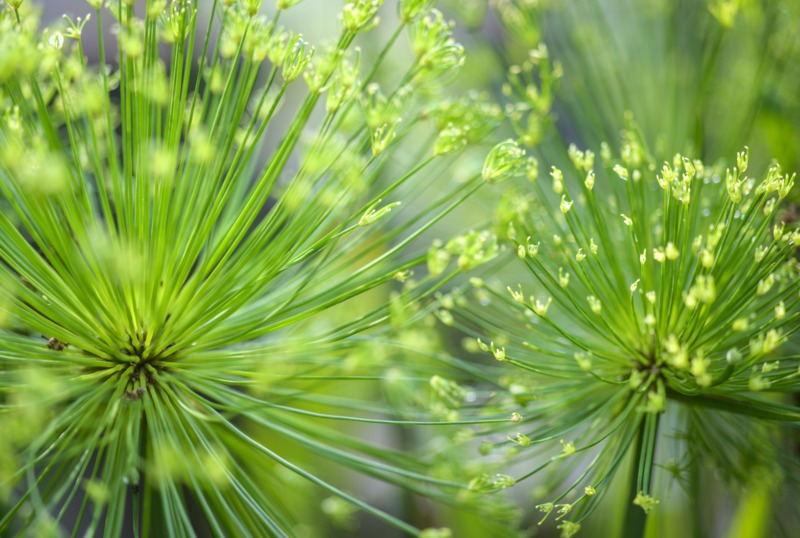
left=0, top=0, right=509, bottom=535
left=457, top=129, right=799, bottom=535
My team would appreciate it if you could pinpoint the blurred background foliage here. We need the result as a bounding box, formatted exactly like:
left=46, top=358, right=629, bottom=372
left=450, top=0, right=800, bottom=169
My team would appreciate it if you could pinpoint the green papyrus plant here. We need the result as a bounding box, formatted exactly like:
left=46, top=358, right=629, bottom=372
left=0, top=0, right=516, bottom=535
left=449, top=126, right=800, bottom=536
left=417, top=2, right=800, bottom=535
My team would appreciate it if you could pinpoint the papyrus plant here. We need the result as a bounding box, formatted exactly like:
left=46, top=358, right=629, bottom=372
left=415, top=2, right=800, bottom=535
left=0, top=0, right=513, bottom=535
left=452, top=126, right=800, bottom=536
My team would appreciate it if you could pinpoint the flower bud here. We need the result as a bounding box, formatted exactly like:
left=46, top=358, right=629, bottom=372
left=343, top=0, right=383, bottom=33
left=433, top=124, right=467, bottom=156
left=736, top=146, right=749, bottom=173
left=241, top=0, right=262, bottom=16
left=276, top=0, right=304, bottom=8
left=482, top=140, right=526, bottom=183
left=399, top=0, right=436, bottom=23
left=282, top=35, right=314, bottom=82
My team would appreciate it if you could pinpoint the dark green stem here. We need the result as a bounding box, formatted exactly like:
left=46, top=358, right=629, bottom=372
left=667, top=390, right=800, bottom=422
left=132, top=411, right=147, bottom=538
left=623, top=413, right=660, bottom=538
left=622, top=423, right=648, bottom=538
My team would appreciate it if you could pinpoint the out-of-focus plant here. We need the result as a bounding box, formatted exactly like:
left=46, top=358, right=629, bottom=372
left=0, top=0, right=522, bottom=535
left=485, top=0, right=800, bottom=170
